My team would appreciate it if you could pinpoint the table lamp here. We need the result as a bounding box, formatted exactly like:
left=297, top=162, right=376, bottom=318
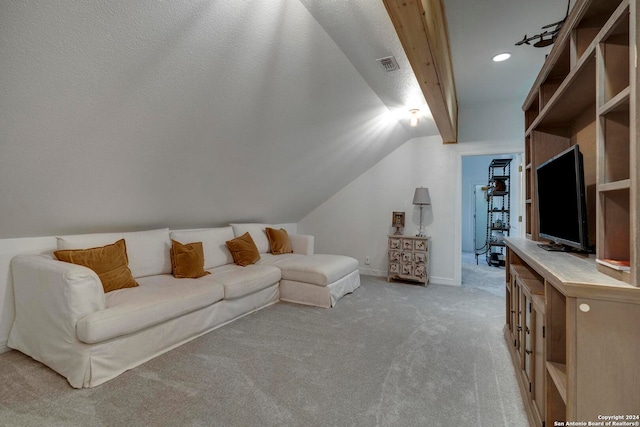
left=412, top=187, right=431, bottom=237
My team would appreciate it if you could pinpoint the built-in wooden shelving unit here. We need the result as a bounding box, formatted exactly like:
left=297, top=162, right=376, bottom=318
left=508, top=0, right=640, bottom=425
left=522, top=0, right=636, bottom=285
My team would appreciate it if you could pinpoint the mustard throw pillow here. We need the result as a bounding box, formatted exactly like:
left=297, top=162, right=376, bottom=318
left=53, top=239, right=138, bottom=293
left=265, top=227, right=293, bottom=255
left=226, top=232, right=260, bottom=266
left=170, top=240, right=211, bottom=278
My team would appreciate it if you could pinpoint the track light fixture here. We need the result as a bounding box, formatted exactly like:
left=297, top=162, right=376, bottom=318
left=515, top=0, right=570, bottom=48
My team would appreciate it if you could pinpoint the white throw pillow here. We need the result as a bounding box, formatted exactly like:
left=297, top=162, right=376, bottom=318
left=230, top=223, right=271, bottom=254
left=170, top=227, right=235, bottom=269
left=56, top=228, right=171, bottom=278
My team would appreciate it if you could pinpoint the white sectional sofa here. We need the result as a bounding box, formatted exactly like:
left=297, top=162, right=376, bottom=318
left=8, top=225, right=359, bottom=388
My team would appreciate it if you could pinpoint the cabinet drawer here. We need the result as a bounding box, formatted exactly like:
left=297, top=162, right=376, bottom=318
left=389, top=250, right=401, bottom=262
left=389, top=238, right=401, bottom=250
left=414, top=239, right=428, bottom=251
left=401, top=262, right=413, bottom=275
left=388, top=262, right=400, bottom=275
left=413, top=263, right=427, bottom=279
left=401, top=239, right=414, bottom=251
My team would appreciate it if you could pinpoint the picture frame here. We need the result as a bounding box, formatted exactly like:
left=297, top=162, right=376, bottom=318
left=392, top=211, right=405, bottom=227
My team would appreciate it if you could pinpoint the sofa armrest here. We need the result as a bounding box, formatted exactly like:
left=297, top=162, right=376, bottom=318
left=10, top=255, right=106, bottom=341
left=289, top=234, right=314, bottom=255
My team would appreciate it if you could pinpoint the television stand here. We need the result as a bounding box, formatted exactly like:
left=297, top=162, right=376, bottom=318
left=504, top=237, right=640, bottom=425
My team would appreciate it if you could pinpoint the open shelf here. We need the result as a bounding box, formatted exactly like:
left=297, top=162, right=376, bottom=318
left=531, top=49, right=596, bottom=131
left=546, top=362, right=568, bottom=404
left=600, top=1, right=630, bottom=104
left=600, top=110, right=630, bottom=183
left=598, top=86, right=630, bottom=115
left=598, top=188, right=631, bottom=283
left=546, top=370, right=567, bottom=424
left=598, top=179, right=630, bottom=192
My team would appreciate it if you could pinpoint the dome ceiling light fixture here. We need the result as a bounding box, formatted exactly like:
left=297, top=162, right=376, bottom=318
left=515, top=0, right=570, bottom=48
left=409, top=109, right=420, bottom=127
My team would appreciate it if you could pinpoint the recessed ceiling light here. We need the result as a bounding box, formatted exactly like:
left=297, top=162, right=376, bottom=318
left=492, top=53, right=511, bottom=62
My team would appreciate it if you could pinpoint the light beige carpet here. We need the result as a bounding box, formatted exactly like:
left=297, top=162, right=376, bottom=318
left=0, top=275, right=527, bottom=427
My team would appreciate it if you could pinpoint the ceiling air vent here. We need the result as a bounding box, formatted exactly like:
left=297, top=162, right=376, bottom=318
left=376, top=56, right=400, bottom=72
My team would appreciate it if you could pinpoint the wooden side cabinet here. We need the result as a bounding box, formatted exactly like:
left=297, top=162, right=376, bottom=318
left=387, top=235, right=429, bottom=285
left=505, top=238, right=640, bottom=426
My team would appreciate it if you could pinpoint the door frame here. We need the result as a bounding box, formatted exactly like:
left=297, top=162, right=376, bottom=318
left=453, top=146, right=524, bottom=286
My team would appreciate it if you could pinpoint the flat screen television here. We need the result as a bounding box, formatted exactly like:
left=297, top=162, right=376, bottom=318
left=536, top=145, right=590, bottom=252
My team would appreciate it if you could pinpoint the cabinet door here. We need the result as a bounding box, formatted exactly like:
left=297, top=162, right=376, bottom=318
left=511, top=278, right=521, bottom=350
left=506, top=276, right=513, bottom=338
left=575, top=298, right=640, bottom=419
left=519, top=291, right=532, bottom=384
left=531, top=300, right=545, bottom=426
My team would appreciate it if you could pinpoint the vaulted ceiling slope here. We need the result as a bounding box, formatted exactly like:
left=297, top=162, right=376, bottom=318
left=0, top=0, right=425, bottom=238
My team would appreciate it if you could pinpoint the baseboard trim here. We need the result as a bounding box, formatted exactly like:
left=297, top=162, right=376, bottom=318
left=429, top=276, right=457, bottom=286
left=360, top=269, right=457, bottom=287
left=359, top=268, right=386, bottom=277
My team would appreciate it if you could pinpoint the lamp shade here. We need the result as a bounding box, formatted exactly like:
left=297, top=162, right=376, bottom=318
left=412, top=187, right=431, bottom=205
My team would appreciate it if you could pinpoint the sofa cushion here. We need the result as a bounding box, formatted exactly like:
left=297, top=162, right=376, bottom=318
left=230, top=223, right=271, bottom=253
left=207, top=264, right=281, bottom=300
left=57, top=229, right=171, bottom=278
left=54, top=239, right=138, bottom=293
left=76, top=274, right=224, bottom=344
left=226, top=232, right=260, bottom=266
left=265, top=228, right=293, bottom=255
left=170, top=240, right=210, bottom=279
left=170, top=228, right=235, bottom=269
left=258, top=254, right=359, bottom=286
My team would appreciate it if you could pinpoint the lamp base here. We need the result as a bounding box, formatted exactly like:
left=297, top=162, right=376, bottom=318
left=417, top=209, right=426, bottom=237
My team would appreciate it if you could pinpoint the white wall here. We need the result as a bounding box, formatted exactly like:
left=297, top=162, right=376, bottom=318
left=0, top=0, right=416, bottom=239
left=298, top=135, right=457, bottom=285
left=298, top=99, right=526, bottom=287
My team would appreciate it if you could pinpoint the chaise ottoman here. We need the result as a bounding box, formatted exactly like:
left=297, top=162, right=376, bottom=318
left=258, top=253, right=360, bottom=308
left=230, top=223, right=361, bottom=308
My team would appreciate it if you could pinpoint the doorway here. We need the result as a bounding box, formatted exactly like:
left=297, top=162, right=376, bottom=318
left=460, top=153, right=521, bottom=294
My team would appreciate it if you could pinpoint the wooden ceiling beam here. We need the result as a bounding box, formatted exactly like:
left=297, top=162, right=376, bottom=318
left=383, top=0, right=458, bottom=143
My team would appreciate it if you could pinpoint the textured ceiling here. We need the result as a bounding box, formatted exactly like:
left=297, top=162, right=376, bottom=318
left=299, top=0, right=438, bottom=137
left=300, top=0, right=570, bottom=113
left=443, top=0, right=572, bottom=106
left=0, top=0, right=413, bottom=238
